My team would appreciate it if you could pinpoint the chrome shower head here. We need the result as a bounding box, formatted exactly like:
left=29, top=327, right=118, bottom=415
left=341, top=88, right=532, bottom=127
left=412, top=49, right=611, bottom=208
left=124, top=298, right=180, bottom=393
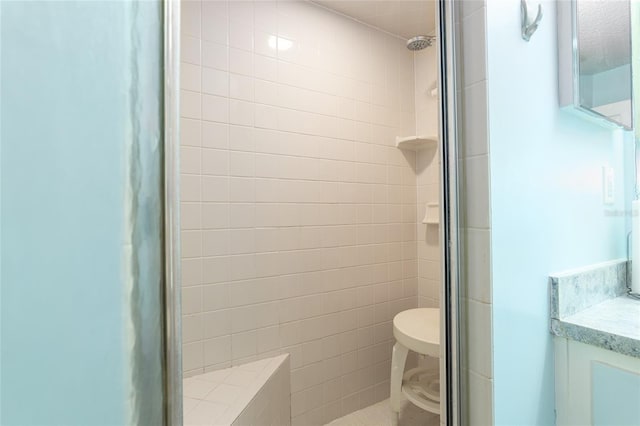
left=406, top=35, right=435, bottom=51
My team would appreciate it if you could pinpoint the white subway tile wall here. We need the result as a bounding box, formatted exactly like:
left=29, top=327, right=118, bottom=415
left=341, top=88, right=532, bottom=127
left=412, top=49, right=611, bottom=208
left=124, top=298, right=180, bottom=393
left=414, top=46, right=441, bottom=309
left=179, top=1, right=434, bottom=424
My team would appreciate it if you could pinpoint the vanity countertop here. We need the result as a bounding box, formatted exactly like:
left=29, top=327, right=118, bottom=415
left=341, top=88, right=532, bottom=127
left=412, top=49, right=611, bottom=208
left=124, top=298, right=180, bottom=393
left=549, top=259, right=640, bottom=359
left=551, top=295, right=640, bottom=359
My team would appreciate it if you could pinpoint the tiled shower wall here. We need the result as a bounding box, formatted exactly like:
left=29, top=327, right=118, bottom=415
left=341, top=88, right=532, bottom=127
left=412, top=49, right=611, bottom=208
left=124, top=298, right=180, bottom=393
left=414, top=46, right=441, bottom=309
left=457, top=1, right=494, bottom=425
left=179, top=1, right=427, bottom=423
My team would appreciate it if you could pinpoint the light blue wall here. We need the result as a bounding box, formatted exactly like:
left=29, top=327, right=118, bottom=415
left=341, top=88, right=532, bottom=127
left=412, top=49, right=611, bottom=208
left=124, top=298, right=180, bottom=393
left=485, top=1, right=633, bottom=424
left=1, top=1, right=163, bottom=424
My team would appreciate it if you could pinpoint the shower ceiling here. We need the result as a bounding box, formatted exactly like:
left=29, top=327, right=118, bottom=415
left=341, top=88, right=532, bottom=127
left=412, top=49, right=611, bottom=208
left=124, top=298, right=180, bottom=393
left=313, top=0, right=437, bottom=40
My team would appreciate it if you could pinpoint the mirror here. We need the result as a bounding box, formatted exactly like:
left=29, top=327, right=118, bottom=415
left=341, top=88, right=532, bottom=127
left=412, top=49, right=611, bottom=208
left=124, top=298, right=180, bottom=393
left=558, top=0, right=634, bottom=130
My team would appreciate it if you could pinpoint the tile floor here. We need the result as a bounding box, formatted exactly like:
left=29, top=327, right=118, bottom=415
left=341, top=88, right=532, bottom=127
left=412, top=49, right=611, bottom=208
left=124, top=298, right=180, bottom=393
left=326, top=399, right=439, bottom=426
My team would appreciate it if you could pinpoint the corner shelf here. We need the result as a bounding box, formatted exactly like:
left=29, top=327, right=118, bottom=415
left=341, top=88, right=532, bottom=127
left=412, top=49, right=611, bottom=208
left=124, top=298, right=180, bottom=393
left=395, top=135, right=438, bottom=151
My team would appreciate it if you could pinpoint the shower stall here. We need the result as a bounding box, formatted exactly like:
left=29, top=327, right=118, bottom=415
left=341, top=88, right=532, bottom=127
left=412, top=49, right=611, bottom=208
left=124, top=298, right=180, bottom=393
left=173, top=1, right=451, bottom=424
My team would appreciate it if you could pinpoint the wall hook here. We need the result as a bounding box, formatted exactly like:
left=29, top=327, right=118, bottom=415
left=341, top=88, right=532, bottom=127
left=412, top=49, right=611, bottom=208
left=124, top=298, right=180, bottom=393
left=521, top=0, right=543, bottom=41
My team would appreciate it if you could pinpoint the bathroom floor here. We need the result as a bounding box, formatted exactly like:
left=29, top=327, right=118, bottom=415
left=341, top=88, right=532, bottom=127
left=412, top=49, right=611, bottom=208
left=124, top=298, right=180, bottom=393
left=326, top=399, right=439, bottom=426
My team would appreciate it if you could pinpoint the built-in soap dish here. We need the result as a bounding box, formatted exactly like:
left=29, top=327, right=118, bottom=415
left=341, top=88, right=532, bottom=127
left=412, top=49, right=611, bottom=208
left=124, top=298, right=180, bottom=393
left=395, top=135, right=438, bottom=151
left=422, top=203, right=440, bottom=225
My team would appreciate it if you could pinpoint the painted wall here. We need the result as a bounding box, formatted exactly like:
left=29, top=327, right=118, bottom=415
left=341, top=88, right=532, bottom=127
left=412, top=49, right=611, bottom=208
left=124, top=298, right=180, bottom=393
left=1, top=1, right=163, bottom=424
left=485, top=1, right=632, bottom=424
left=179, top=1, right=426, bottom=424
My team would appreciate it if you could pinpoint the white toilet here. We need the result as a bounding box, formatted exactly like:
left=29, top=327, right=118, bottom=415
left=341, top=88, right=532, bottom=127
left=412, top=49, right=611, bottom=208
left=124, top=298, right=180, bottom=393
left=389, top=308, right=440, bottom=425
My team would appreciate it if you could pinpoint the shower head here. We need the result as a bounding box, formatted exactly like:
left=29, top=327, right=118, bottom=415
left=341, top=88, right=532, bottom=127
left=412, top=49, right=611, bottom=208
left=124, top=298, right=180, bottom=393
left=406, top=35, right=435, bottom=51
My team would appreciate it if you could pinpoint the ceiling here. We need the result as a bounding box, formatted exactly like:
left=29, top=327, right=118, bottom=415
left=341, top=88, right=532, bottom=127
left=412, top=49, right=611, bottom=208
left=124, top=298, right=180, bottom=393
left=313, top=1, right=437, bottom=40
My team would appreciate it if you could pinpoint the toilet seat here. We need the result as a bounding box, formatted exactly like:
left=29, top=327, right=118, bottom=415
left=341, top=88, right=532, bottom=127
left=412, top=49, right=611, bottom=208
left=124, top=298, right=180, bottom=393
left=390, top=308, right=441, bottom=424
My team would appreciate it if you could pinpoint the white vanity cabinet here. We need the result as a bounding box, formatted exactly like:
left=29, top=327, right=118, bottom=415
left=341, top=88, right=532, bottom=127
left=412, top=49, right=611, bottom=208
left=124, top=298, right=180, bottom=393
left=554, top=337, right=640, bottom=426
left=550, top=260, right=640, bottom=425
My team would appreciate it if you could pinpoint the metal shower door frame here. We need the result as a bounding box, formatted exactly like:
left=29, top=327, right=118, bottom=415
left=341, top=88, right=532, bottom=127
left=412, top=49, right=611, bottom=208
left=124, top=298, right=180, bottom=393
left=163, top=0, right=183, bottom=424
left=437, top=1, right=462, bottom=425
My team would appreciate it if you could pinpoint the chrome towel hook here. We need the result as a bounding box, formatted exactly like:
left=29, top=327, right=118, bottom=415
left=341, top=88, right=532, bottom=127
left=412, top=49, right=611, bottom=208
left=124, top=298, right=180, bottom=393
left=521, top=0, right=543, bottom=41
